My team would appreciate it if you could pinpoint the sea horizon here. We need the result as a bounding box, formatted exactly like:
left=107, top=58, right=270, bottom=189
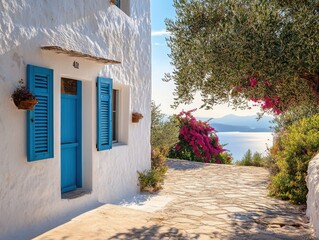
left=217, top=131, right=273, bottom=162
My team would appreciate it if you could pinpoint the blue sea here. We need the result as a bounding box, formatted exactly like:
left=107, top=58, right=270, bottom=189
left=217, top=132, right=273, bottom=162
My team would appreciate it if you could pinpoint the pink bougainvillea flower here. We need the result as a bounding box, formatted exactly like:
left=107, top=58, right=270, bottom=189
left=262, top=97, right=274, bottom=109
left=248, top=76, right=258, bottom=87
left=179, top=109, right=197, bottom=117
left=273, top=96, right=280, bottom=105
left=236, top=86, right=243, bottom=92
left=215, top=159, right=221, bottom=164
left=260, top=96, right=281, bottom=111
left=175, top=144, right=181, bottom=151
left=265, top=81, right=271, bottom=87
left=250, top=97, right=260, bottom=103
left=174, top=109, right=226, bottom=163
left=273, top=108, right=281, bottom=115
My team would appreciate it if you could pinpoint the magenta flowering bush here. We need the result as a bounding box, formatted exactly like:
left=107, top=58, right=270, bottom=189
left=233, top=76, right=282, bottom=115
left=168, top=109, right=228, bottom=163
left=248, top=76, right=282, bottom=115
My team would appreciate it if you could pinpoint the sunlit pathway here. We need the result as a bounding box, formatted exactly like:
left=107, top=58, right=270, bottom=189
left=153, top=159, right=315, bottom=239
left=36, top=159, right=315, bottom=240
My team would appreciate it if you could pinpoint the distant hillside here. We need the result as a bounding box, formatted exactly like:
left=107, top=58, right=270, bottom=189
left=198, top=114, right=274, bottom=132
left=211, top=123, right=271, bottom=132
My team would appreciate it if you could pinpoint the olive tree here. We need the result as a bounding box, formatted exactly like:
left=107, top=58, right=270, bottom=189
left=151, top=101, right=179, bottom=148
left=165, top=0, right=319, bottom=114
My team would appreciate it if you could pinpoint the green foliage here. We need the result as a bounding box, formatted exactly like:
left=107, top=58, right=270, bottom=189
left=268, top=114, right=319, bottom=204
left=138, top=147, right=168, bottom=192
left=151, top=101, right=179, bottom=149
left=262, top=153, right=279, bottom=176
left=236, top=149, right=266, bottom=167
left=151, top=147, right=169, bottom=171
left=138, top=168, right=166, bottom=192
left=271, top=104, right=319, bottom=133
left=219, top=151, right=233, bottom=164
left=165, top=0, right=319, bottom=114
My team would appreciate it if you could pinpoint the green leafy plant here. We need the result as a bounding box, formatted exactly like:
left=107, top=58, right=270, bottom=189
left=236, top=149, right=266, bottom=167
left=219, top=151, right=233, bottom=165
left=138, top=147, right=168, bottom=192
left=151, top=147, right=169, bottom=171
left=138, top=168, right=166, bottom=192
left=271, top=104, right=319, bottom=134
left=151, top=101, right=179, bottom=149
left=268, top=114, right=319, bottom=204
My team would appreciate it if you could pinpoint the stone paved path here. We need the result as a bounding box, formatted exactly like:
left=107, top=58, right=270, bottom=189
left=36, top=159, right=315, bottom=240
left=149, top=159, right=315, bottom=239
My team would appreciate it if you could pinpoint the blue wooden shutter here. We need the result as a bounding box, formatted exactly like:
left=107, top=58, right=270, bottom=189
left=116, top=0, right=121, bottom=8
left=97, top=77, right=113, bottom=151
left=27, top=65, right=54, bottom=161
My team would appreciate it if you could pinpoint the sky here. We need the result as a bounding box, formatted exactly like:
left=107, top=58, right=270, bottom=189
left=150, top=0, right=263, bottom=118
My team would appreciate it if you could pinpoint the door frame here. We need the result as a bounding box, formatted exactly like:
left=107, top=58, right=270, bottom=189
left=60, top=79, right=82, bottom=193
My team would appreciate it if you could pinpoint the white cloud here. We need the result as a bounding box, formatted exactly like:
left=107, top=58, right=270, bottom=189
left=152, top=42, right=166, bottom=46
left=151, top=29, right=171, bottom=36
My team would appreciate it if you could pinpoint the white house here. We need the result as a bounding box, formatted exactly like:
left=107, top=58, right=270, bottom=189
left=0, top=1, right=151, bottom=239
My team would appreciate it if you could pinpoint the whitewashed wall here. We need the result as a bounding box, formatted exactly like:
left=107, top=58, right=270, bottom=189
left=307, top=154, right=319, bottom=238
left=0, top=0, right=151, bottom=239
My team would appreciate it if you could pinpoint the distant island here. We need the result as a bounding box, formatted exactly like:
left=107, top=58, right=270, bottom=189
left=197, top=114, right=274, bottom=133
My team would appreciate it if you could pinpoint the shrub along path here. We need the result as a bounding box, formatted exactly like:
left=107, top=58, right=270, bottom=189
left=36, top=159, right=315, bottom=239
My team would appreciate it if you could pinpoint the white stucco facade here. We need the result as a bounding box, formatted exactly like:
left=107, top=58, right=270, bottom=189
left=0, top=1, right=151, bottom=239
left=307, top=154, right=319, bottom=238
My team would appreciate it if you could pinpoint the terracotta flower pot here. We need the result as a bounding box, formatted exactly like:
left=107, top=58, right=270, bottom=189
left=15, top=99, right=38, bottom=110
left=132, top=112, right=143, bottom=123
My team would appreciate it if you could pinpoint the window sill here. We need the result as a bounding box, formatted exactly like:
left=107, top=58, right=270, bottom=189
left=112, top=142, right=128, bottom=148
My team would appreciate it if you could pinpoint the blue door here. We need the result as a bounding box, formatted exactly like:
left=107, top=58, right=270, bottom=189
left=61, top=78, right=82, bottom=193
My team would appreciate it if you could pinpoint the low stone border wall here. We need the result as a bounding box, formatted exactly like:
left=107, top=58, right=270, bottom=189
left=307, top=154, right=319, bottom=238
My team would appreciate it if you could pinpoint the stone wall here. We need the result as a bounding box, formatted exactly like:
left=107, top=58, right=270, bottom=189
left=307, top=154, right=319, bottom=238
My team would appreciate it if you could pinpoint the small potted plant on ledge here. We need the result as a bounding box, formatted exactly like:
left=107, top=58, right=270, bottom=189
left=132, top=112, right=143, bottom=123
left=11, top=79, right=38, bottom=110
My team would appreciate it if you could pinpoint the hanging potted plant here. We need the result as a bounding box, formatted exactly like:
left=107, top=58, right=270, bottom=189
left=11, top=79, right=38, bottom=110
left=132, top=112, right=143, bottom=123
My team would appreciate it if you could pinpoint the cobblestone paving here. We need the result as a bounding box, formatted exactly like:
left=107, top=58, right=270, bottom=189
left=119, top=159, right=315, bottom=240
left=37, top=159, right=315, bottom=240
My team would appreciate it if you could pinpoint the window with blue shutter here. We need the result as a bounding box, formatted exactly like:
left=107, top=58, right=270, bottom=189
left=116, top=0, right=121, bottom=8
left=97, top=77, right=113, bottom=151
left=27, top=65, right=54, bottom=161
